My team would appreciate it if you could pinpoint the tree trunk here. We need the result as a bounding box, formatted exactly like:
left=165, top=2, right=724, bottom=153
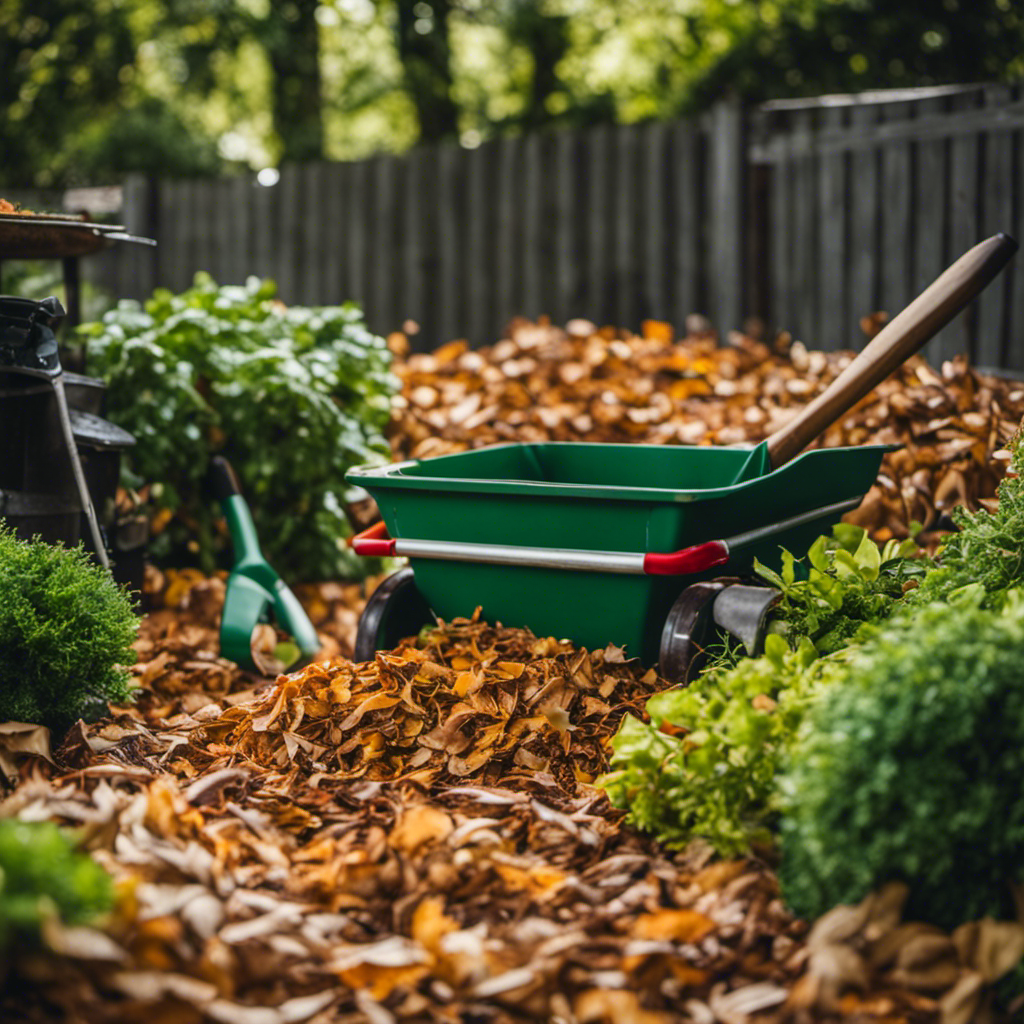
left=395, top=0, right=459, bottom=143
left=515, top=11, right=569, bottom=129
left=266, top=0, right=325, bottom=161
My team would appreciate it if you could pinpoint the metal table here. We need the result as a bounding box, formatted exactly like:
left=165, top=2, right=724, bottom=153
left=0, top=213, right=155, bottom=324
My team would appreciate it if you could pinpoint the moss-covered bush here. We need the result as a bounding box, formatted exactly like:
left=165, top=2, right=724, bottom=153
left=0, top=529, right=137, bottom=728
left=779, top=590, right=1024, bottom=930
left=0, top=819, right=113, bottom=947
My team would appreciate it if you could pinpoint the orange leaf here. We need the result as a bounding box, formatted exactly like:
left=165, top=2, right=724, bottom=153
left=633, top=909, right=715, bottom=943
left=389, top=804, right=454, bottom=854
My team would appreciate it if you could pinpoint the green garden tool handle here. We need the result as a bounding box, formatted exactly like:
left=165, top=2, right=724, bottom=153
left=209, top=457, right=264, bottom=571
left=209, top=456, right=320, bottom=668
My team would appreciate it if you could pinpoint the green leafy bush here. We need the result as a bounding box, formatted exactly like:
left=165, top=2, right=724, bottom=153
left=753, top=526, right=922, bottom=655
left=602, top=525, right=916, bottom=855
left=915, top=438, right=1024, bottom=607
left=779, top=590, right=1024, bottom=930
left=79, top=273, right=398, bottom=581
left=0, top=820, right=113, bottom=947
left=0, top=528, right=137, bottom=728
left=603, top=633, right=825, bottom=855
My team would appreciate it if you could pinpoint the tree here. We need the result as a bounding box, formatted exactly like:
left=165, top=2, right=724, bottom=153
left=163, top=0, right=327, bottom=162
left=264, top=0, right=325, bottom=160
left=0, top=0, right=221, bottom=188
left=394, top=0, right=460, bottom=142
left=684, top=0, right=1024, bottom=107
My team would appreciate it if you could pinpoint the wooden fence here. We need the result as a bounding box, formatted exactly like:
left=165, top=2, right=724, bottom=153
left=80, top=82, right=1024, bottom=367
left=750, top=83, right=1024, bottom=369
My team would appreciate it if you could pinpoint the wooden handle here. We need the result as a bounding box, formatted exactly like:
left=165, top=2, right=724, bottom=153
left=765, top=233, right=1018, bottom=469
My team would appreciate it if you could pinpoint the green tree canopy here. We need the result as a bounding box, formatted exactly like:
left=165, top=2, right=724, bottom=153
left=1, top=0, right=1022, bottom=189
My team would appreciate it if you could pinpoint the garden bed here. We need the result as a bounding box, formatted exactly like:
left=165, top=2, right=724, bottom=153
left=3, top=315, right=1024, bottom=1023
left=0, top=580, right=1009, bottom=1024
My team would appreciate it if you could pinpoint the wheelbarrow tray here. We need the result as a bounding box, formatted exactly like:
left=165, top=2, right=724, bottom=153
left=346, top=442, right=890, bottom=663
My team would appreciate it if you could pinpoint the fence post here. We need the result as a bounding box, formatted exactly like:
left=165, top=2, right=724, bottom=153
left=708, top=97, right=746, bottom=336
left=121, top=174, right=159, bottom=300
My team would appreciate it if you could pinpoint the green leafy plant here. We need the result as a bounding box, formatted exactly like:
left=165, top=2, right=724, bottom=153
left=0, top=528, right=137, bottom=729
left=79, top=273, right=398, bottom=581
left=779, top=589, right=1024, bottom=930
left=0, top=820, right=113, bottom=948
left=753, top=525, right=922, bottom=655
left=602, top=525, right=917, bottom=854
left=915, top=437, right=1024, bottom=607
left=602, top=633, right=826, bottom=855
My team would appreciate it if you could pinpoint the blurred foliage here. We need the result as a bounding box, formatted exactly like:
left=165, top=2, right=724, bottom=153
left=80, top=274, right=398, bottom=582
left=0, top=820, right=113, bottom=951
left=0, top=0, right=1021, bottom=188
left=0, top=262, right=114, bottom=322
left=682, top=0, right=1024, bottom=108
left=0, top=0, right=221, bottom=186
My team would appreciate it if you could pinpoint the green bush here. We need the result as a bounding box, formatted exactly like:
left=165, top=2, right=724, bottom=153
left=601, top=525, right=917, bottom=855
left=915, top=436, right=1024, bottom=607
left=602, top=632, right=825, bottom=855
left=0, top=528, right=137, bottom=728
left=779, top=590, right=1024, bottom=930
left=0, top=820, right=113, bottom=947
left=79, top=273, right=398, bottom=581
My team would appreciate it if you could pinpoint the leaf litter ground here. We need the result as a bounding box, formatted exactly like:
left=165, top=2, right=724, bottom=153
left=1, top=582, right=1015, bottom=1024
left=5, top=322, right=1024, bottom=1022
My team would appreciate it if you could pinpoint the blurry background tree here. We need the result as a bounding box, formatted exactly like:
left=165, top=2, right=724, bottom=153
left=0, top=0, right=219, bottom=187
left=0, top=0, right=1021, bottom=188
left=682, top=0, right=1024, bottom=107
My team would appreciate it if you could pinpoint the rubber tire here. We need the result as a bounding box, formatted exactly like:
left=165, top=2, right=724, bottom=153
left=354, top=567, right=435, bottom=662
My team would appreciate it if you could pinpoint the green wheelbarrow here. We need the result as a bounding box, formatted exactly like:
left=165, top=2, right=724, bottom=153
left=348, top=234, right=1017, bottom=674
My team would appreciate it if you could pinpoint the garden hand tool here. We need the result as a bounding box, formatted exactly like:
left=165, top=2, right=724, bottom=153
left=208, top=456, right=319, bottom=671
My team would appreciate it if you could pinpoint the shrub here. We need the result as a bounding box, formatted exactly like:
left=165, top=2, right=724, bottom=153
left=601, top=525, right=918, bottom=855
left=779, top=590, right=1024, bottom=929
left=0, top=528, right=137, bottom=728
left=0, top=819, right=113, bottom=948
left=914, top=435, right=1024, bottom=607
left=79, top=273, right=398, bottom=581
left=602, top=632, right=825, bottom=855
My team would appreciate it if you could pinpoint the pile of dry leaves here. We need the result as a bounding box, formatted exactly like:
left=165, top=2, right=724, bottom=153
left=388, top=319, right=1024, bottom=543
left=2, top=608, right=1022, bottom=1023
left=3, top=318, right=1024, bottom=1021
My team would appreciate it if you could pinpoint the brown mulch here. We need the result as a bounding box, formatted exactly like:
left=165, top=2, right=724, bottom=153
left=0, top=598, right=1018, bottom=1023
left=1, top=321, right=1023, bottom=1021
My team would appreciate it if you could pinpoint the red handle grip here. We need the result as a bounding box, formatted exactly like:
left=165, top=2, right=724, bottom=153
left=643, top=540, right=730, bottom=576
left=350, top=520, right=396, bottom=557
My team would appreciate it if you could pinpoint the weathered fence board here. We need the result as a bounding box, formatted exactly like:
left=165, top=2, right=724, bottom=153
left=914, top=95, right=949, bottom=368
left=70, top=82, right=1024, bottom=367
left=755, top=83, right=1024, bottom=368
left=817, top=105, right=847, bottom=350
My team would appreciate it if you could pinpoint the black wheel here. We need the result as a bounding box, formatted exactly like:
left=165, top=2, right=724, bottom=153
left=658, top=580, right=731, bottom=683
left=711, top=583, right=781, bottom=657
left=354, top=567, right=435, bottom=662
left=659, top=579, right=782, bottom=682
